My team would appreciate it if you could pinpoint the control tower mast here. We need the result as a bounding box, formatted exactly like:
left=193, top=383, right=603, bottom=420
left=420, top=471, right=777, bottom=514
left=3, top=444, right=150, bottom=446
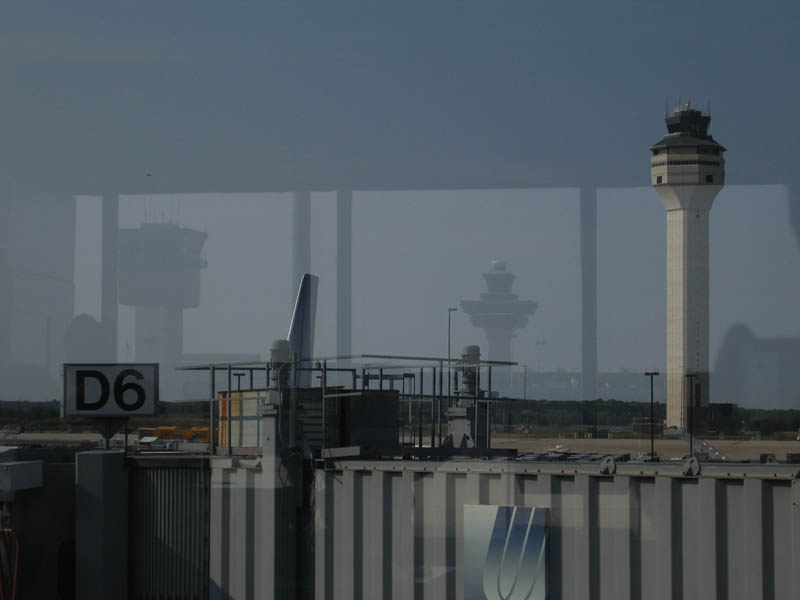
left=460, top=261, right=537, bottom=364
left=650, top=103, right=726, bottom=429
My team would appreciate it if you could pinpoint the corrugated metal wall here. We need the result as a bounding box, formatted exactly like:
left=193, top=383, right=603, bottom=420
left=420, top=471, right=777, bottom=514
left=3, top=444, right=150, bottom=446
left=312, top=460, right=800, bottom=600
left=129, top=458, right=210, bottom=600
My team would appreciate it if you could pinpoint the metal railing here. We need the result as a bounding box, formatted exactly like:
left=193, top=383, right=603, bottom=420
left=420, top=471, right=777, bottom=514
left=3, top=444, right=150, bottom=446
left=179, top=354, right=517, bottom=455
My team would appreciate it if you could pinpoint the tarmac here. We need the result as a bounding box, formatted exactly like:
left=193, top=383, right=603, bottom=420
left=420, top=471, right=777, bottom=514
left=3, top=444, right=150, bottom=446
left=492, top=435, right=800, bottom=461
left=2, top=431, right=799, bottom=461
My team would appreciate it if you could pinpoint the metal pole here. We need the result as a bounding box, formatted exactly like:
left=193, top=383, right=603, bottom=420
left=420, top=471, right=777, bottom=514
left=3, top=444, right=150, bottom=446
left=431, top=367, right=436, bottom=448
left=227, top=365, right=232, bottom=454
left=290, top=360, right=297, bottom=447
left=448, top=307, right=457, bottom=398
left=523, top=365, right=527, bottom=401
left=650, top=373, right=654, bottom=458
left=685, top=373, right=697, bottom=457
left=438, top=360, right=444, bottom=446
left=336, top=192, right=352, bottom=360
left=689, top=382, right=693, bottom=457
left=401, top=374, right=406, bottom=444
left=209, top=367, right=216, bottom=455
left=580, top=186, right=598, bottom=401
left=322, top=360, right=327, bottom=447
left=487, top=366, right=492, bottom=448
left=418, top=368, right=424, bottom=447
left=487, top=399, right=491, bottom=449
left=689, top=377, right=694, bottom=456
left=101, top=194, right=119, bottom=361
left=645, top=371, right=659, bottom=459
left=474, top=365, right=479, bottom=445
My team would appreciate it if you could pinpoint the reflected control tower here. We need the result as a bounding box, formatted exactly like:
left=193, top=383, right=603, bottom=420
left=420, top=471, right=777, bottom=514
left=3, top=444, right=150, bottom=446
left=460, top=261, right=537, bottom=363
left=650, top=103, right=726, bottom=429
left=118, top=222, right=207, bottom=400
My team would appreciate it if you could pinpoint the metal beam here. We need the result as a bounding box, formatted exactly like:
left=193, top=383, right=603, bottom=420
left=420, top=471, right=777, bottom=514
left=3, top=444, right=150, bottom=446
left=101, top=194, right=119, bottom=360
left=292, top=191, right=311, bottom=294
left=336, top=191, right=352, bottom=361
left=580, top=186, right=598, bottom=400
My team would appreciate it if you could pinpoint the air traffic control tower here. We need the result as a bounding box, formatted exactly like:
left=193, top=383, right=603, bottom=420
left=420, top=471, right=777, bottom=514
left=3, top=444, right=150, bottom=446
left=118, top=222, right=207, bottom=400
left=460, top=261, right=537, bottom=364
left=651, top=104, right=726, bottom=429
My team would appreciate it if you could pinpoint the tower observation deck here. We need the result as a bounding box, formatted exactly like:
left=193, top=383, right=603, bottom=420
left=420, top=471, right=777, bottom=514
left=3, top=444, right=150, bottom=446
left=650, top=103, right=726, bottom=429
left=460, top=261, right=537, bottom=364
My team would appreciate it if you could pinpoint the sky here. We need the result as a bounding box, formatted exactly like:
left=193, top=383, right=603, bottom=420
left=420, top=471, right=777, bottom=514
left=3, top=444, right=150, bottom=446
left=2, top=1, right=800, bottom=403
left=1, top=1, right=799, bottom=192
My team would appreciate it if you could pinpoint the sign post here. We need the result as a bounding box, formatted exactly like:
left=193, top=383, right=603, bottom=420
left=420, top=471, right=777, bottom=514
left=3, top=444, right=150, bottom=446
left=63, top=364, right=159, bottom=448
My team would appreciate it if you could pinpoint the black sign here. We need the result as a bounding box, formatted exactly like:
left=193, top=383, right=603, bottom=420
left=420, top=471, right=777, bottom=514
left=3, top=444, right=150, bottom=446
left=63, top=364, right=159, bottom=417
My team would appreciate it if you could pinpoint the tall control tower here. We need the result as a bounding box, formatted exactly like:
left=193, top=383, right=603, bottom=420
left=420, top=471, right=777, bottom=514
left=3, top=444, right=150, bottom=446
left=650, top=104, right=726, bottom=429
left=460, top=261, right=537, bottom=363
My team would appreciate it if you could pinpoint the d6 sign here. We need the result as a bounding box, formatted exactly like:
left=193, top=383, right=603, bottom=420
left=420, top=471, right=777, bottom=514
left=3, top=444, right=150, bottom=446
left=63, top=364, right=159, bottom=417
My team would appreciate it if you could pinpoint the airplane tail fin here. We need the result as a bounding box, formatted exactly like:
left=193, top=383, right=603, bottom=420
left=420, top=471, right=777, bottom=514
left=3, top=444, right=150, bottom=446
left=287, top=273, right=318, bottom=387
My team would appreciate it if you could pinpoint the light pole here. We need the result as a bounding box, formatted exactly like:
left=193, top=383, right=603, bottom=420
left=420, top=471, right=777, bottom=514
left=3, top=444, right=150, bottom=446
left=685, top=373, right=698, bottom=458
left=522, top=365, right=528, bottom=401
left=644, top=371, right=660, bottom=460
left=448, top=307, right=458, bottom=397
left=535, top=339, right=546, bottom=372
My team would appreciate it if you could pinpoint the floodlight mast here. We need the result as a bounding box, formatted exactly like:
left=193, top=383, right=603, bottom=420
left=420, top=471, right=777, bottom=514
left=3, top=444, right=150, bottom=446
left=644, top=371, right=660, bottom=459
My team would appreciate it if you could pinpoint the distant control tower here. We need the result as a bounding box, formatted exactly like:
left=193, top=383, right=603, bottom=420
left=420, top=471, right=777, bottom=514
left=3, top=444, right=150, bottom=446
left=460, top=261, right=537, bottom=363
left=650, top=103, right=726, bottom=429
left=118, top=222, right=207, bottom=400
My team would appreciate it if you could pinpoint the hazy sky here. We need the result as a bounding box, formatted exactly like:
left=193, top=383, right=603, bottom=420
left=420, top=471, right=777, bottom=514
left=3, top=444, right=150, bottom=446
left=73, top=184, right=797, bottom=374
left=2, top=2, right=798, bottom=192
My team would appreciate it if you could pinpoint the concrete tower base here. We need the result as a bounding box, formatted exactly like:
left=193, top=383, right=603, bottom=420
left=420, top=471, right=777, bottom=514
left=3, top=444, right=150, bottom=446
left=657, top=185, right=720, bottom=428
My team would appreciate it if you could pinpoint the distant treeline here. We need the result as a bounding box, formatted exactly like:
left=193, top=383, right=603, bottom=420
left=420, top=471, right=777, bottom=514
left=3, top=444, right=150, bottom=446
left=495, top=399, right=800, bottom=434
left=0, top=400, right=209, bottom=418
left=0, top=399, right=798, bottom=435
left=494, top=398, right=666, bottom=428
left=741, top=408, right=800, bottom=435
left=0, top=400, right=62, bottom=420
left=0, top=400, right=208, bottom=430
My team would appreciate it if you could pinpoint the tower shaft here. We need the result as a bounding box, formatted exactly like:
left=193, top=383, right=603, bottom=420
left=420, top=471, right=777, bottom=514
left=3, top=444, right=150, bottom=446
left=664, top=205, right=711, bottom=427
left=656, top=184, right=721, bottom=428
left=483, top=327, right=514, bottom=364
